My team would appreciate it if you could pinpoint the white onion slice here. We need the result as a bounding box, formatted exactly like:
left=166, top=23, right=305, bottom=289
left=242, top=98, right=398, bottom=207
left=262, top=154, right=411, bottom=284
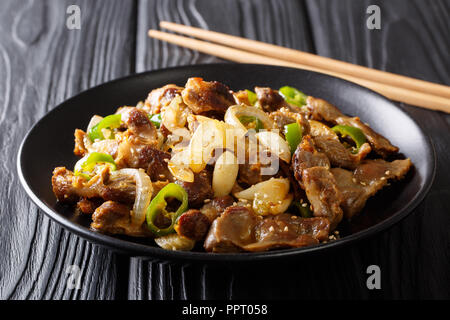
left=234, top=178, right=288, bottom=200
left=83, top=115, right=103, bottom=151
left=234, top=178, right=292, bottom=215
left=154, top=234, right=195, bottom=251
left=224, top=105, right=274, bottom=131
left=168, top=149, right=194, bottom=183
left=212, top=151, right=239, bottom=197
left=256, top=131, right=291, bottom=163
left=189, top=119, right=226, bottom=173
left=86, top=115, right=103, bottom=132
left=114, top=168, right=153, bottom=226
left=161, top=96, right=188, bottom=132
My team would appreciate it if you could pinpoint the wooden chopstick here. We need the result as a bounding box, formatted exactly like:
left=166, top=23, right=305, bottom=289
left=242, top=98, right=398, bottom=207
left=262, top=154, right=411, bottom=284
left=160, top=21, right=450, bottom=100
left=148, top=29, right=450, bottom=113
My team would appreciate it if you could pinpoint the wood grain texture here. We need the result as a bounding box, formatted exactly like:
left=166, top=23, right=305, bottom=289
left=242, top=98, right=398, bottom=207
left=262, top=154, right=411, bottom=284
left=0, top=0, right=135, bottom=300
left=1, top=0, right=449, bottom=300
left=136, top=0, right=314, bottom=72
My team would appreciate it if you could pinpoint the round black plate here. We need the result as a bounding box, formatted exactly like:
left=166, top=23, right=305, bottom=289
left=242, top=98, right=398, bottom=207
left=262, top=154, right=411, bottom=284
left=17, top=64, right=435, bottom=262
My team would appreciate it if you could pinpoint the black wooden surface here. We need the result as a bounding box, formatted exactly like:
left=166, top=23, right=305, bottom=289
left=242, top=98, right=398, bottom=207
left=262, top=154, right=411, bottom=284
left=0, top=0, right=448, bottom=300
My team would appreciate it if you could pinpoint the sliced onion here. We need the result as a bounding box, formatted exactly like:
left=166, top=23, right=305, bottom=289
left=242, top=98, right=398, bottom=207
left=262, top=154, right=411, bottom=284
left=257, top=193, right=293, bottom=215
left=234, top=178, right=288, bottom=200
left=168, top=149, right=194, bottom=182
left=224, top=105, right=274, bottom=131
left=154, top=234, right=195, bottom=251
left=213, top=151, right=239, bottom=197
left=187, top=114, right=213, bottom=132
left=86, top=115, right=103, bottom=132
left=256, top=131, right=291, bottom=163
left=163, top=127, right=191, bottom=152
left=157, top=132, right=165, bottom=149
left=161, top=96, right=188, bottom=132
left=83, top=115, right=104, bottom=151
left=234, top=178, right=292, bottom=215
left=113, top=168, right=153, bottom=226
left=189, top=119, right=226, bottom=173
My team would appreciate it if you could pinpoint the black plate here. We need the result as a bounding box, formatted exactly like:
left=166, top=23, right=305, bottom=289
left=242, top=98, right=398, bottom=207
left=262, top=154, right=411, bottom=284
left=17, top=64, right=435, bottom=263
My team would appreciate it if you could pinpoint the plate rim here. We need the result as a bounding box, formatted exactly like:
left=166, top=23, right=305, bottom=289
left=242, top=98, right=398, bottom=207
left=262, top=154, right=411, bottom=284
left=16, top=63, right=437, bottom=263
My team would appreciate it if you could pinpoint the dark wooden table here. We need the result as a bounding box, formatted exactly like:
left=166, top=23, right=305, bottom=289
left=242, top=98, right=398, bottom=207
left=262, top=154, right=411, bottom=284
left=1, top=0, right=448, bottom=300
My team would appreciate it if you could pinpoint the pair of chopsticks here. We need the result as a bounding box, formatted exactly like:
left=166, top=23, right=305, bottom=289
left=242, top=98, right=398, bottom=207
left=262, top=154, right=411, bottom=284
left=149, top=21, right=450, bottom=113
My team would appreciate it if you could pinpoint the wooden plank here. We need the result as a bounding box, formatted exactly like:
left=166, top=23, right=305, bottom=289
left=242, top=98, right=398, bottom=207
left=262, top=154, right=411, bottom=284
left=135, top=0, right=314, bottom=72
left=0, top=0, right=136, bottom=299
left=305, top=0, right=450, bottom=298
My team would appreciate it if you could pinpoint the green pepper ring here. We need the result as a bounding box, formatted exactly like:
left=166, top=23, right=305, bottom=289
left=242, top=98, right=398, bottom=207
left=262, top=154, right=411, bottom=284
left=146, top=183, right=189, bottom=237
left=331, top=124, right=367, bottom=151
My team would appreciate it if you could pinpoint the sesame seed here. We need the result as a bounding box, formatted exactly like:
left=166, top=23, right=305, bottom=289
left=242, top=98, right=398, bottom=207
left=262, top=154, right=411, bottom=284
left=203, top=199, right=211, bottom=203
left=310, top=205, right=313, bottom=210
left=269, top=226, right=274, bottom=232
left=284, top=226, right=289, bottom=232
left=302, top=203, right=307, bottom=207
left=352, top=178, right=357, bottom=183
left=385, top=170, right=390, bottom=175
left=291, top=215, right=298, bottom=220
left=380, top=177, right=386, bottom=181
left=360, top=181, right=366, bottom=186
